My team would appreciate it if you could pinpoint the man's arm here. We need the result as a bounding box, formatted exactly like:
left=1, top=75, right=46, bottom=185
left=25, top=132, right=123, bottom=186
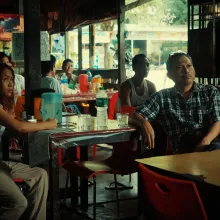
left=195, top=121, right=220, bottom=152
left=129, top=93, right=160, bottom=148
left=119, top=81, right=131, bottom=106
left=129, top=113, right=155, bottom=148
left=195, top=87, right=220, bottom=151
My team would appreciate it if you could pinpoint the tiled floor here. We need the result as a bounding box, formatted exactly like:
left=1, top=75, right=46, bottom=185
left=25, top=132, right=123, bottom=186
left=56, top=146, right=139, bottom=220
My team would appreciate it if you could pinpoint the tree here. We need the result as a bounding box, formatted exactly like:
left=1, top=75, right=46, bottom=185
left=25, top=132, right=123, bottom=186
left=125, top=0, right=187, bottom=26
left=166, top=0, right=187, bottom=25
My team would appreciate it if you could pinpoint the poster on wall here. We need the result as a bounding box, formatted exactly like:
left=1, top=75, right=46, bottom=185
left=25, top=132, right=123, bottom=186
left=12, top=31, right=50, bottom=61
left=51, top=33, right=65, bottom=69
left=0, top=15, right=20, bottom=55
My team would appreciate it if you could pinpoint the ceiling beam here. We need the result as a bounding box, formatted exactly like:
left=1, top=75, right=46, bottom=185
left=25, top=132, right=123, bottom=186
left=123, top=0, right=152, bottom=12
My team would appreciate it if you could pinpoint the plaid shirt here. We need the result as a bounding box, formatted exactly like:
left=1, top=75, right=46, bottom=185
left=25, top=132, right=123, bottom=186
left=135, top=83, right=220, bottom=153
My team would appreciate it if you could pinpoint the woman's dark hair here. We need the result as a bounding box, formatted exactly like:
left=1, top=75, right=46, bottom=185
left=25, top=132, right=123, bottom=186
left=41, top=61, right=54, bottom=77
left=132, top=54, right=150, bottom=67
left=0, top=52, right=8, bottom=62
left=166, top=51, right=192, bottom=74
left=62, top=58, right=73, bottom=69
left=0, top=63, right=15, bottom=113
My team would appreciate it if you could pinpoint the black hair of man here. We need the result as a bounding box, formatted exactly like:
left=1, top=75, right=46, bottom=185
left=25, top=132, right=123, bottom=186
left=50, top=54, right=56, bottom=67
left=132, top=54, right=150, bottom=68
left=166, top=52, right=192, bottom=75
left=62, top=58, right=73, bottom=68
left=41, top=61, right=53, bottom=77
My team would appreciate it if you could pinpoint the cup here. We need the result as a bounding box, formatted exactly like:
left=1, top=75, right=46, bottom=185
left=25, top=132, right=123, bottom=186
left=79, top=74, right=89, bottom=94
left=78, top=114, right=92, bottom=131
left=116, top=113, right=129, bottom=128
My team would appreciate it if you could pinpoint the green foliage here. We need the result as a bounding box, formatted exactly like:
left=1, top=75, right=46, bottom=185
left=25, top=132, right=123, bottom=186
left=125, top=0, right=187, bottom=25
left=166, top=0, right=187, bottom=25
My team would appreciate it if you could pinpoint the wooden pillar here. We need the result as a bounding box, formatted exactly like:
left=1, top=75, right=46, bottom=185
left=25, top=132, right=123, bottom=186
left=117, top=0, right=126, bottom=85
left=89, top=24, right=95, bottom=69
left=78, top=27, right=82, bottom=71
left=23, top=0, right=41, bottom=115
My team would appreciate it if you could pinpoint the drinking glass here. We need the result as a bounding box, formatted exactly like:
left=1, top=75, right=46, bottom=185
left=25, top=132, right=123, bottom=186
left=78, top=114, right=92, bottom=131
left=116, top=113, right=129, bottom=128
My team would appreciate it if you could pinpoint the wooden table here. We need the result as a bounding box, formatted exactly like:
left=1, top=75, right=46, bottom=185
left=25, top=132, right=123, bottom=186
left=136, top=151, right=220, bottom=219
left=136, top=151, right=220, bottom=187
left=49, top=116, right=138, bottom=220
left=63, top=91, right=117, bottom=103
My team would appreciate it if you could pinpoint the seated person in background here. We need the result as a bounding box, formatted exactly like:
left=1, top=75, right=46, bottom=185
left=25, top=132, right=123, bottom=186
left=40, top=55, right=62, bottom=93
left=0, top=52, right=25, bottom=98
left=119, top=54, right=156, bottom=107
left=130, top=51, right=220, bottom=154
left=62, top=59, right=78, bottom=86
left=0, top=62, right=57, bottom=220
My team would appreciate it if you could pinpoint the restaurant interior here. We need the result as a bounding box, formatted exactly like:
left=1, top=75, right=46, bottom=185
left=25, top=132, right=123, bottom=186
left=0, top=0, right=220, bottom=220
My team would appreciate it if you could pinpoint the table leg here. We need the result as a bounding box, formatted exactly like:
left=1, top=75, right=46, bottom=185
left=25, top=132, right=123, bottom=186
left=49, top=143, right=60, bottom=220
left=79, top=145, right=89, bottom=210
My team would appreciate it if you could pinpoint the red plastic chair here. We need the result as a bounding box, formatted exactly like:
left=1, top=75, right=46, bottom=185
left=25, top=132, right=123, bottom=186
left=108, top=91, right=118, bottom=119
left=138, top=163, right=208, bottom=220
left=121, top=105, right=135, bottom=115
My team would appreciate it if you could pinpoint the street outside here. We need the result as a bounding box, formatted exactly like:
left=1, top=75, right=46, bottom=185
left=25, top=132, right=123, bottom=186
left=147, top=69, right=175, bottom=91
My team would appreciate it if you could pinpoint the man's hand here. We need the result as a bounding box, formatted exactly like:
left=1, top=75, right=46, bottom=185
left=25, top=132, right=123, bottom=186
left=45, top=118, right=58, bottom=129
left=194, top=137, right=211, bottom=152
left=140, top=120, right=155, bottom=149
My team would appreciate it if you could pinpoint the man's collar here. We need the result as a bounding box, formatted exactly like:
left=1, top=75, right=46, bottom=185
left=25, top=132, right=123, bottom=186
left=171, top=82, right=199, bottom=97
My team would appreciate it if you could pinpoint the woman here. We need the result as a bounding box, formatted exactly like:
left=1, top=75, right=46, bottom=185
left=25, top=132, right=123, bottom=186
left=0, top=63, right=57, bottom=220
left=0, top=52, right=25, bottom=98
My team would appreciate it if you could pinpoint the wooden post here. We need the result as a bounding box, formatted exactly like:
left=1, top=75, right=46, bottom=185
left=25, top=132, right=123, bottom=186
left=78, top=27, right=82, bottom=71
left=23, top=0, right=41, bottom=115
left=89, top=24, right=95, bottom=69
left=117, top=0, right=126, bottom=85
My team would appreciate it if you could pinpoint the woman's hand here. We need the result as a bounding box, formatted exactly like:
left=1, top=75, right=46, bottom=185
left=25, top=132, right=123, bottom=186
left=45, top=118, right=58, bottom=129
left=140, top=120, right=155, bottom=149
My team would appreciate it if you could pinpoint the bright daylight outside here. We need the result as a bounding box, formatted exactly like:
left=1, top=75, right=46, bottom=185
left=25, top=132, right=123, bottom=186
left=124, top=0, right=188, bottom=90
left=63, top=0, right=188, bottom=90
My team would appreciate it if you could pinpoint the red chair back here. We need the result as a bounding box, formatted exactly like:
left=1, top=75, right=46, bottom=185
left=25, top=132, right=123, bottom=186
left=108, top=92, right=118, bottom=119
left=121, top=105, right=136, bottom=115
left=138, top=163, right=208, bottom=220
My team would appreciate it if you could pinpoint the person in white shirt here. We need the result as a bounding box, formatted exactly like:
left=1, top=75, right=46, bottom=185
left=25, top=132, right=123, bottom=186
left=62, top=59, right=78, bottom=85
left=14, top=73, right=25, bottom=96
left=40, top=55, right=62, bottom=93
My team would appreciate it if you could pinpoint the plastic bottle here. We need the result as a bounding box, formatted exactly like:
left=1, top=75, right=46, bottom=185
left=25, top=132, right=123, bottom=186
left=61, top=73, right=68, bottom=94
left=96, top=87, right=108, bottom=130
left=86, top=69, right=92, bottom=82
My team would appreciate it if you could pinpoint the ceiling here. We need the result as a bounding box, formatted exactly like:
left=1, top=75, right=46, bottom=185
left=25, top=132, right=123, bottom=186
left=0, top=0, right=118, bottom=31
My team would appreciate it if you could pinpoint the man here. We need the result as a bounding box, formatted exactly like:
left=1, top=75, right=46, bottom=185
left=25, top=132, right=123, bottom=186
left=40, top=55, right=62, bottom=93
left=130, top=51, right=220, bottom=154
left=62, top=59, right=78, bottom=85
left=119, top=54, right=156, bottom=107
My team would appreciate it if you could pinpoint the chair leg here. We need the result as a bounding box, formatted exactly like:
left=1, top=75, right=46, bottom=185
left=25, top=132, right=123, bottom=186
left=114, top=174, right=120, bottom=219
left=76, top=146, right=80, bottom=160
left=63, top=172, right=69, bottom=207
left=58, top=148, right=62, bottom=166
left=93, top=144, right=97, bottom=158
left=93, top=176, right=96, bottom=220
